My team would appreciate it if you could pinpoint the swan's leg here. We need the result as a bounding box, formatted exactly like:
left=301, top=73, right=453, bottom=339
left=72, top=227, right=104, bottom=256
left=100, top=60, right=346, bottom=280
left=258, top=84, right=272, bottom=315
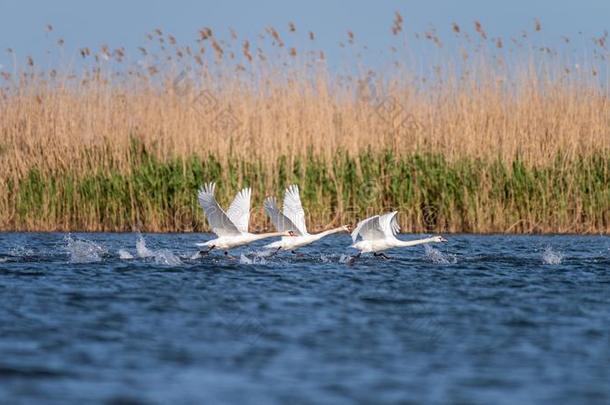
left=373, top=252, right=390, bottom=260
left=268, top=247, right=282, bottom=257
left=291, top=250, right=305, bottom=257
left=347, top=252, right=361, bottom=266
left=199, top=245, right=215, bottom=256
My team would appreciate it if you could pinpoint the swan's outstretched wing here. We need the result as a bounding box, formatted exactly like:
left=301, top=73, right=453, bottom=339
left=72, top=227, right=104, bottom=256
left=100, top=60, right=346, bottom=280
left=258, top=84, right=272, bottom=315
left=197, top=182, right=241, bottom=236
left=226, top=187, right=251, bottom=233
left=264, top=197, right=303, bottom=235
left=379, top=211, right=400, bottom=238
left=283, top=185, right=308, bottom=235
left=351, top=215, right=385, bottom=242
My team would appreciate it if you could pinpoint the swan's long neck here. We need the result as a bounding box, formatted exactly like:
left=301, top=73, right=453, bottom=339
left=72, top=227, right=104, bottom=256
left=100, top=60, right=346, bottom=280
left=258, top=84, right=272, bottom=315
left=249, top=231, right=286, bottom=242
left=394, top=237, right=437, bottom=248
left=311, top=226, right=345, bottom=241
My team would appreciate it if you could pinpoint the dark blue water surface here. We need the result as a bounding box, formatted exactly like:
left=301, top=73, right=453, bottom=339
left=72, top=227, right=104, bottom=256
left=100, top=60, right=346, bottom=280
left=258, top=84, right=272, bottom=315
left=0, top=233, right=609, bottom=404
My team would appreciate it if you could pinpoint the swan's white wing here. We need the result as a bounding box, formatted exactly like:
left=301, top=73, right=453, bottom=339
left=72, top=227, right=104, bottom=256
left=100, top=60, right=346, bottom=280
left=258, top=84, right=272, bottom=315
left=197, top=182, right=241, bottom=236
left=351, top=215, right=385, bottom=242
left=264, top=197, right=303, bottom=235
left=379, top=211, right=400, bottom=238
left=226, top=187, right=251, bottom=233
left=282, top=184, right=308, bottom=235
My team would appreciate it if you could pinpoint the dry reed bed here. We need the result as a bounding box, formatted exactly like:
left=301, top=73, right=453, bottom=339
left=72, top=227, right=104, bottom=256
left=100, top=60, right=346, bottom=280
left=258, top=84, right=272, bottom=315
left=0, top=18, right=609, bottom=232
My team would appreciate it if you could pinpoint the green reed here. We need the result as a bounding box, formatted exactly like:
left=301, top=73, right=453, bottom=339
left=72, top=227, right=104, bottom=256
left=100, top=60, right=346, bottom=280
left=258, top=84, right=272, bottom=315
left=4, top=140, right=609, bottom=233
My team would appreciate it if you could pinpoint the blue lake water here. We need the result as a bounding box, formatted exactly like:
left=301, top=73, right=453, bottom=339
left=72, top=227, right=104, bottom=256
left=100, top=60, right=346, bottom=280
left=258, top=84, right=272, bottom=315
left=0, top=233, right=609, bottom=404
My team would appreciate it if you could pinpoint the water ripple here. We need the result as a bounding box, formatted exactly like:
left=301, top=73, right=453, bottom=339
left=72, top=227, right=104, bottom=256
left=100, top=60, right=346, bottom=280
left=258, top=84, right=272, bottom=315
left=0, top=233, right=608, bottom=404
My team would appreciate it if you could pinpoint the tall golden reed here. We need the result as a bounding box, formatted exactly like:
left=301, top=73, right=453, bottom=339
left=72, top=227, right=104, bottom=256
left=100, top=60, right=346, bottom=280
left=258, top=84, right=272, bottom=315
left=0, top=17, right=608, bottom=232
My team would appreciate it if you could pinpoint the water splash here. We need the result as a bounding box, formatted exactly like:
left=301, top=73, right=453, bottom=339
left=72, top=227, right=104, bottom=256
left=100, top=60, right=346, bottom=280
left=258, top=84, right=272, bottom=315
left=424, top=245, right=457, bottom=264
left=118, top=249, right=134, bottom=260
left=154, top=249, right=182, bottom=266
left=320, top=253, right=347, bottom=263
left=134, top=234, right=182, bottom=265
left=8, top=246, right=34, bottom=257
left=136, top=234, right=155, bottom=258
left=339, top=254, right=351, bottom=264
left=64, top=236, right=106, bottom=263
left=542, top=247, right=563, bottom=265
left=239, top=254, right=267, bottom=265
left=320, top=254, right=333, bottom=263
left=254, top=249, right=276, bottom=258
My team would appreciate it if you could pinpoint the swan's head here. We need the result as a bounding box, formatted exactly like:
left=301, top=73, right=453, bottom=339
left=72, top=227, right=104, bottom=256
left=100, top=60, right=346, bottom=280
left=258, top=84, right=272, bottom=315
left=342, top=224, right=353, bottom=232
left=285, top=230, right=297, bottom=237
left=431, top=235, right=448, bottom=243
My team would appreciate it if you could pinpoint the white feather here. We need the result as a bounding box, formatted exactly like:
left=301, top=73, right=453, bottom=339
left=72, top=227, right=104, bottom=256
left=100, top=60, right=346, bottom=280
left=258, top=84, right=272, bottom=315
left=226, top=187, right=251, bottom=233
left=282, top=184, right=308, bottom=235
left=264, top=196, right=303, bottom=235
left=197, top=182, right=240, bottom=236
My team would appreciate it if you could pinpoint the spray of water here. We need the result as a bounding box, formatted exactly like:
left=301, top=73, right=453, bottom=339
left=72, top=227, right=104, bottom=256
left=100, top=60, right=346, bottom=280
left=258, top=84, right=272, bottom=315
left=239, top=253, right=267, bottom=265
left=8, top=246, right=34, bottom=257
left=154, top=249, right=182, bottom=266
left=118, top=249, right=134, bottom=260
left=254, top=249, right=276, bottom=258
left=134, top=234, right=181, bottom=266
left=542, top=247, right=563, bottom=265
left=321, top=253, right=352, bottom=264
left=320, top=254, right=333, bottom=263
left=64, top=236, right=106, bottom=263
left=424, top=245, right=457, bottom=264
left=339, top=254, right=351, bottom=264
left=136, top=234, right=155, bottom=258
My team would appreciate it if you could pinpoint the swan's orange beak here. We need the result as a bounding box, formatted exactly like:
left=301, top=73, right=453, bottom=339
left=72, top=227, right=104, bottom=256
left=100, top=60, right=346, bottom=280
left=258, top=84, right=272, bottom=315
left=287, top=231, right=296, bottom=237
left=345, top=224, right=353, bottom=232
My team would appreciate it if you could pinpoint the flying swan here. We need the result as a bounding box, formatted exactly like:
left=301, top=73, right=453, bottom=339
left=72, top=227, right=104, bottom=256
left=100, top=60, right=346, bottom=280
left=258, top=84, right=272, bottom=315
left=263, top=185, right=351, bottom=253
left=196, top=182, right=293, bottom=256
left=350, top=211, right=447, bottom=263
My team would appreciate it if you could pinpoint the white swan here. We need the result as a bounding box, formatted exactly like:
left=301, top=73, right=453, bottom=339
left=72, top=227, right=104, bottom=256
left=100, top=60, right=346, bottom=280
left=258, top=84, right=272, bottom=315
left=350, top=211, right=446, bottom=260
left=263, top=184, right=350, bottom=253
left=196, top=182, right=292, bottom=255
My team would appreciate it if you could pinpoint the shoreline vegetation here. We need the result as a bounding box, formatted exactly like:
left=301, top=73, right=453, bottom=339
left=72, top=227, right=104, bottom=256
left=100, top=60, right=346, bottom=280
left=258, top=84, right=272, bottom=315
left=1, top=16, right=609, bottom=233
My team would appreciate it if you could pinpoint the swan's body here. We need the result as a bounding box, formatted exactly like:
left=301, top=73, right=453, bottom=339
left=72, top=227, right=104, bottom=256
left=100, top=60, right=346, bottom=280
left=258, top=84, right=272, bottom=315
left=196, top=183, right=290, bottom=252
left=197, top=233, right=287, bottom=250
left=264, top=227, right=347, bottom=251
left=263, top=185, right=350, bottom=251
left=351, top=212, right=447, bottom=253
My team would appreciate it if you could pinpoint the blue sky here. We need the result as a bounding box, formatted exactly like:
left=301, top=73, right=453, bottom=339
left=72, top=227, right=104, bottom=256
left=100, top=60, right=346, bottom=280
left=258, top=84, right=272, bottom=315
left=0, top=0, right=608, bottom=70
